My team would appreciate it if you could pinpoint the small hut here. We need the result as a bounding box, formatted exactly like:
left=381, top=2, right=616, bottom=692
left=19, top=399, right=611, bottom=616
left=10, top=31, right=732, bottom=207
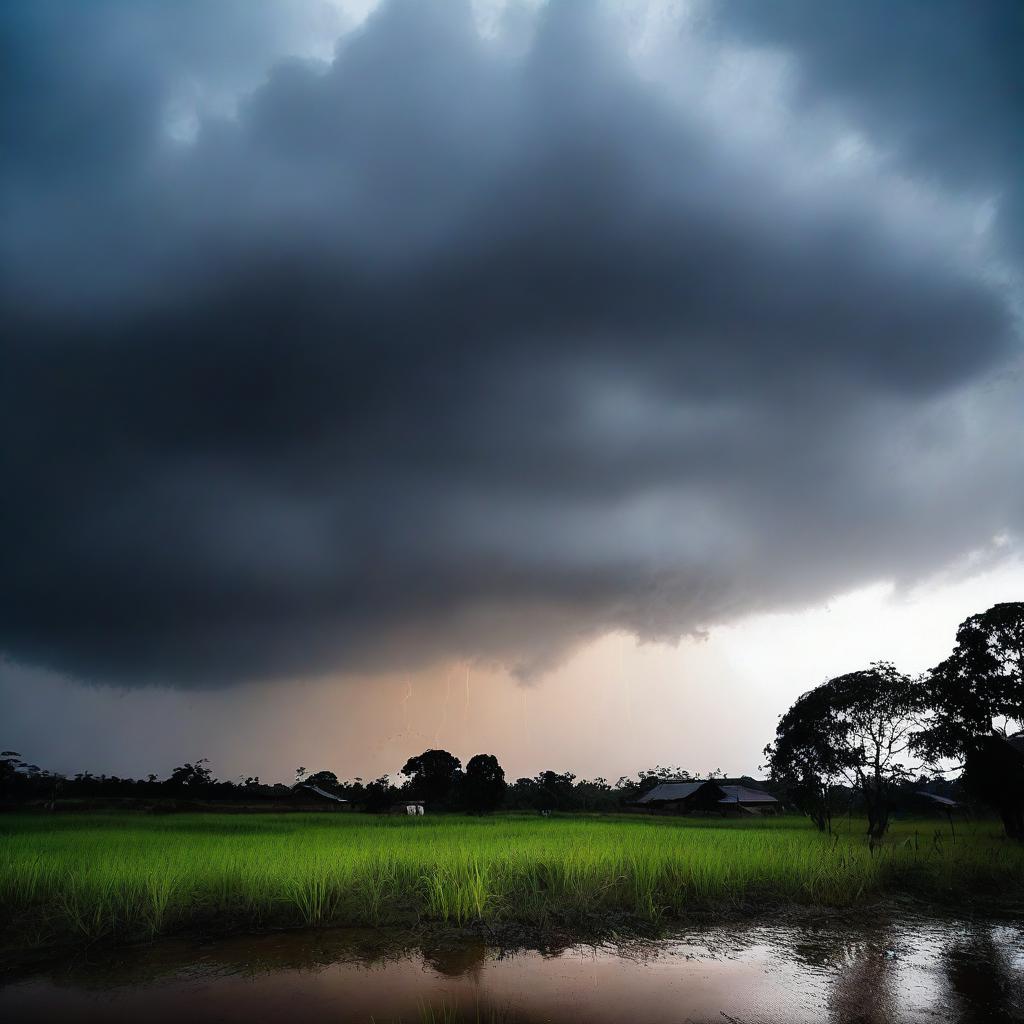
left=389, top=800, right=426, bottom=816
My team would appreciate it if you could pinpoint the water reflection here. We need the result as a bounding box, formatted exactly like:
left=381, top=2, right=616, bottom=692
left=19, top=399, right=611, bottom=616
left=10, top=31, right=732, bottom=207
left=421, top=941, right=489, bottom=979
left=941, top=924, right=1023, bottom=1023
left=827, top=939, right=898, bottom=1024
left=1, top=916, right=1021, bottom=1024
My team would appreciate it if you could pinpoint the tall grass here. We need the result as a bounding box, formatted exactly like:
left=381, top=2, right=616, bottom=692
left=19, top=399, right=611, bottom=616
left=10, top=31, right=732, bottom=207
left=1, top=812, right=1020, bottom=950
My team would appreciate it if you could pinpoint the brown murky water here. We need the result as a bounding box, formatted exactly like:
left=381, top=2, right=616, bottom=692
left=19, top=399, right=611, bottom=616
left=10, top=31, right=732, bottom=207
left=2, top=916, right=1021, bottom=1023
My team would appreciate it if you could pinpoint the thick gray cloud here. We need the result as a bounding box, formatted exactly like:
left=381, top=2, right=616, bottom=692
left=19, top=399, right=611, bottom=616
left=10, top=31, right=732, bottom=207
left=1, top=0, right=1021, bottom=687
left=716, top=0, right=1024, bottom=260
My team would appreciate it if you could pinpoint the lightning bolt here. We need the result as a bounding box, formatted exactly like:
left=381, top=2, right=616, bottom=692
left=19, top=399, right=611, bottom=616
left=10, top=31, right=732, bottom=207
left=434, top=668, right=453, bottom=747
left=402, top=676, right=413, bottom=732
left=373, top=675, right=429, bottom=756
left=622, top=642, right=633, bottom=730
left=521, top=689, right=531, bottom=753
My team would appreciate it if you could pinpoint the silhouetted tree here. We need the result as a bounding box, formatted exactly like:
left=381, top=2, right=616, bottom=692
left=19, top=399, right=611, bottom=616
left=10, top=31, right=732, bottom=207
left=460, top=754, right=506, bottom=813
left=960, top=733, right=1024, bottom=839
left=401, top=749, right=463, bottom=807
left=918, top=603, right=1024, bottom=839
left=534, top=770, right=578, bottom=812
left=362, top=775, right=397, bottom=813
left=765, top=686, right=849, bottom=833
left=919, top=602, right=1024, bottom=758
left=0, top=751, right=25, bottom=786
left=304, top=770, right=340, bottom=790
left=506, top=776, right=540, bottom=810
left=766, top=663, right=925, bottom=840
left=168, top=758, right=215, bottom=789
left=573, top=776, right=616, bottom=811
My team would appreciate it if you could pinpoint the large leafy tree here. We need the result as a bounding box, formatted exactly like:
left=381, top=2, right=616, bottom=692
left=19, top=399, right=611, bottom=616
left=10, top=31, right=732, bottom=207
left=460, top=754, right=507, bottom=814
left=534, top=770, right=578, bottom=812
left=918, top=602, right=1024, bottom=839
left=303, top=770, right=340, bottom=790
left=400, top=749, right=463, bottom=806
left=918, top=602, right=1024, bottom=758
left=764, top=686, right=852, bottom=833
left=765, top=662, right=925, bottom=840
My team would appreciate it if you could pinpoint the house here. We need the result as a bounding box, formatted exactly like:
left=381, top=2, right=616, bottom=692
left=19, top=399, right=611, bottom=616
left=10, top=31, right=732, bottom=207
left=718, top=784, right=782, bottom=814
left=635, top=780, right=725, bottom=814
left=635, top=779, right=780, bottom=815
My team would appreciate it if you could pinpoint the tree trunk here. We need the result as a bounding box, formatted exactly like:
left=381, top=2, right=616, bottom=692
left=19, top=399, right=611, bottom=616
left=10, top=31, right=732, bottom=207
left=963, top=734, right=1024, bottom=841
left=864, top=783, right=889, bottom=843
left=998, top=798, right=1024, bottom=842
left=867, top=810, right=889, bottom=842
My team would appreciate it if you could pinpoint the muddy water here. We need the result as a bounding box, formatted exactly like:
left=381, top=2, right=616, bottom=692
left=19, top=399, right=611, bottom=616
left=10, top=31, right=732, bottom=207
left=2, top=917, right=1022, bottom=1024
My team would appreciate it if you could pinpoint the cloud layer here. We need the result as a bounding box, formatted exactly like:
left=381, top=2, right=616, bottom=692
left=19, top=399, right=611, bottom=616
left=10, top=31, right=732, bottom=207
left=2, top=0, right=1021, bottom=687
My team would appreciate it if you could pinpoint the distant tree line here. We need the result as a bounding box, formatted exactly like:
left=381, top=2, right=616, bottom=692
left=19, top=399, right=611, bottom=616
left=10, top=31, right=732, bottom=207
left=0, top=745, right=730, bottom=815
left=3, top=602, right=1020, bottom=840
left=0, top=744, right=958, bottom=822
left=765, top=602, right=1024, bottom=841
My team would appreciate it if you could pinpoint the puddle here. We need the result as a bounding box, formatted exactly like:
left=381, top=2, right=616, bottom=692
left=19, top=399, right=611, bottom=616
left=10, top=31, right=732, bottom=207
left=1, top=916, right=1021, bottom=1023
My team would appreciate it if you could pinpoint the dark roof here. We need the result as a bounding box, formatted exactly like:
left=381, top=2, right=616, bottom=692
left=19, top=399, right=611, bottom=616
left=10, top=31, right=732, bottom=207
left=634, top=778, right=733, bottom=802
left=299, top=783, right=348, bottom=803
left=635, top=781, right=709, bottom=804
left=718, top=785, right=778, bottom=805
left=916, top=790, right=958, bottom=807
left=636, top=780, right=779, bottom=806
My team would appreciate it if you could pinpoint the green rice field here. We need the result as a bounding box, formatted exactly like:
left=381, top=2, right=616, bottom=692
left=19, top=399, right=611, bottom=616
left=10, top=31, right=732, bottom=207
left=2, top=813, right=1021, bottom=953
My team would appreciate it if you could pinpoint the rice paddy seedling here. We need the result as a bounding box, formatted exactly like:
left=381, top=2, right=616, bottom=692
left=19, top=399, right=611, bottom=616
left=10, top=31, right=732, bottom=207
left=1, top=812, right=1021, bottom=953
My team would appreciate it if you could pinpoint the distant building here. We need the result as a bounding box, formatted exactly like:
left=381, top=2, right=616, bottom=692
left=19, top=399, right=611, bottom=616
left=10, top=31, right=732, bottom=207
left=634, top=779, right=780, bottom=815
left=389, top=800, right=426, bottom=816
left=718, top=784, right=782, bottom=813
left=295, top=783, right=349, bottom=807
left=634, top=780, right=722, bottom=813
left=915, top=791, right=959, bottom=810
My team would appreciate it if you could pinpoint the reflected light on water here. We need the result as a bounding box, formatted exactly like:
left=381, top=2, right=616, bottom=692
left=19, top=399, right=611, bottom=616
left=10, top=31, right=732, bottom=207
left=2, top=917, right=1022, bottom=1024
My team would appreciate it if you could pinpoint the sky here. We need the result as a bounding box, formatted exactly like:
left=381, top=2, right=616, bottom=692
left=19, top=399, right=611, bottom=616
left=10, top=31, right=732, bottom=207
left=2, top=0, right=1022, bottom=784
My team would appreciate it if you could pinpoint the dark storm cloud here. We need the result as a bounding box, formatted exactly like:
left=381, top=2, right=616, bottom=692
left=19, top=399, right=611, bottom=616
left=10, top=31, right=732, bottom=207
left=1, top=0, right=1021, bottom=686
left=715, top=0, right=1024, bottom=260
